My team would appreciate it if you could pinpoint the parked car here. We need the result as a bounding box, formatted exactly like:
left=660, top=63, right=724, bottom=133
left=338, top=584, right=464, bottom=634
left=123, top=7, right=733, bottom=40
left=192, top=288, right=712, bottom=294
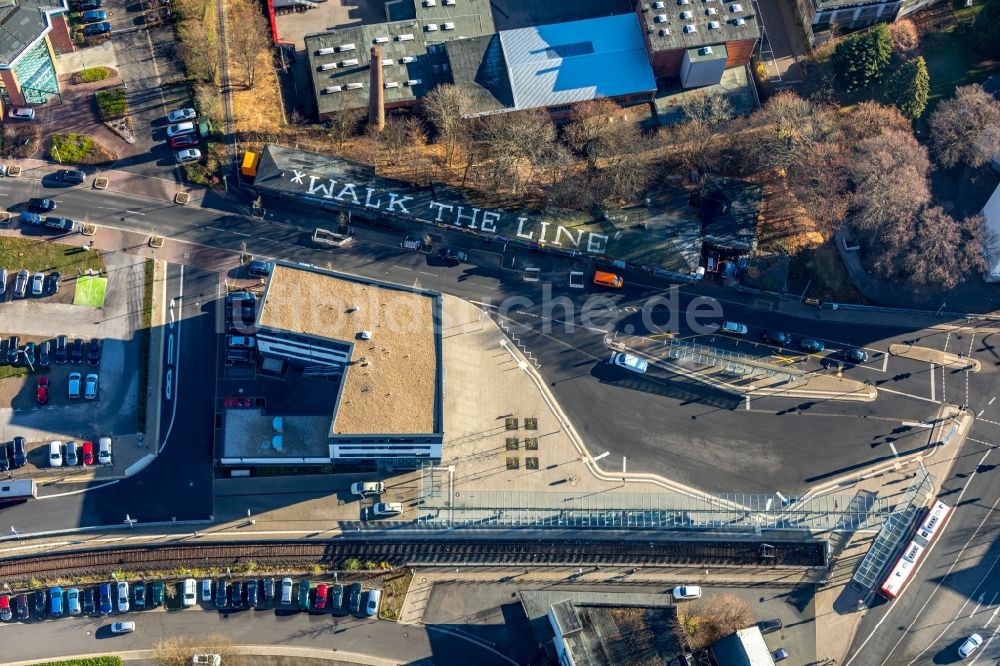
left=672, top=585, right=702, bottom=600
left=0, top=268, right=6, bottom=296
left=175, top=148, right=202, bottom=164
left=0, top=595, right=12, bottom=621
left=248, top=259, right=272, bottom=278
left=88, top=338, right=102, bottom=366
left=772, top=648, right=789, bottom=662
left=351, top=481, right=385, bottom=497
left=99, top=583, right=112, bottom=614
left=34, top=590, right=46, bottom=620
left=17, top=593, right=30, bottom=620
left=167, top=108, right=197, bottom=123
left=84, top=373, right=98, bottom=399
left=133, top=580, right=146, bottom=609
left=192, top=656, right=222, bottom=666
left=230, top=582, right=243, bottom=609
left=720, top=321, right=748, bottom=335
left=365, top=589, right=381, bottom=617
left=19, top=211, right=42, bottom=226
left=298, top=581, right=311, bottom=611
left=39, top=340, right=51, bottom=366
left=44, top=216, right=77, bottom=232
left=314, top=584, right=328, bottom=610
left=67, top=588, right=81, bottom=616
left=98, top=436, right=113, bottom=465
left=226, top=349, right=253, bottom=364
left=9, top=107, right=35, bottom=121
left=46, top=272, right=60, bottom=295
left=76, top=0, right=102, bottom=10
left=958, top=633, right=982, bottom=658
left=83, top=587, right=96, bottom=614
left=117, top=581, right=129, bottom=613
left=11, top=437, right=26, bottom=468
left=152, top=580, right=165, bottom=607
left=111, top=621, right=135, bottom=634
left=182, top=578, right=197, bottom=607
left=81, top=441, right=94, bottom=465
left=437, top=247, right=468, bottom=263
left=49, top=440, right=63, bottom=467
left=761, top=330, right=791, bottom=346
left=280, top=577, right=293, bottom=605
left=71, top=338, right=84, bottom=363
left=13, top=269, right=29, bottom=298
left=36, top=376, right=49, bottom=404
left=330, top=584, right=344, bottom=613
left=50, top=586, right=64, bottom=617
left=372, top=502, right=402, bottom=517
left=81, top=8, right=107, bottom=21
left=214, top=579, right=227, bottom=607
left=82, top=20, right=111, bottom=36
left=842, top=347, right=870, bottom=364
left=226, top=335, right=256, bottom=349
left=166, top=122, right=196, bottom=138
left=68, top=372, right=81, bottom=399
left=54, top=335, right=68, bottom=363
left=4, top=336, right=18, bottom=363
left=611, top=352, right=648, bottom=374
left=348, top=583, right=362, bottom=614
left=201, top=579, right=212, bottom=602
left=170, top=133, right=199, bottom=150
left=757, top=618, right=783, bottom=634
left=28, top=197, right=57, bottom=211
left=263, top=577, right=275, bottom=601
left=56, top=169, right=85, bottom=184
left=65, top=440, right=78, bottom=466
left=0, top=449, right=8, bottom=474
left=246, top=581, right=258, bottom=608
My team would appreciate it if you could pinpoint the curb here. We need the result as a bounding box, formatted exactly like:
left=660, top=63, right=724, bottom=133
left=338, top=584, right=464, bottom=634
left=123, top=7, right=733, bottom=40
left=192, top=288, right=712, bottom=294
left=5, top=645, right=404, bottom=666
left=888, top=343, right=982, bottom=372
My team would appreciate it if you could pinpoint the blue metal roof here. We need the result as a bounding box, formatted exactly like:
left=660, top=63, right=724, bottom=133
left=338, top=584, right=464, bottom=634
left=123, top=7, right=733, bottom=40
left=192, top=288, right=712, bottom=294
left=498, top=13, right=657, bottom=111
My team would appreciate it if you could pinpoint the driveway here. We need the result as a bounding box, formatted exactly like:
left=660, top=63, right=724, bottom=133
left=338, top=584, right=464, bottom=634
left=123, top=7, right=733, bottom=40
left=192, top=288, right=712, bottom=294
left=752, top=0, right=810, bottom=89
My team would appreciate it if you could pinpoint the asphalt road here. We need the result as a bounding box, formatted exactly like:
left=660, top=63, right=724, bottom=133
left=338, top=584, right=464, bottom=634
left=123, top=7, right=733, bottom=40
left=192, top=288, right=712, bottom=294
left=0, top=602, right=509, bottom=665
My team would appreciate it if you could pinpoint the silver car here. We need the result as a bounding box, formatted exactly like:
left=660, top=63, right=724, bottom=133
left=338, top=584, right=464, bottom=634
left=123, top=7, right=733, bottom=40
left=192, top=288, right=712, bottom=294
left=13, top=269, right=28, bottom=298
left=65, top=440, right=78, bottom=466
left=31, top=272, right=44, bottom=296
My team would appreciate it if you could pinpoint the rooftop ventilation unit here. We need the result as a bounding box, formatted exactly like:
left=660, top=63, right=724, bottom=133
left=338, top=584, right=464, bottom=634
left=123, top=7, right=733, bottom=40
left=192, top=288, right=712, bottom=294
left=730, top=2, right=743, bottom=9
left=425, top=23, right=438, bottom=31
left=733, top=15, right=746, bottom=23
left=316, top=47, right=336, bottom=56
left=341, top=58, right=359, bottom=66
left=322, top=85, right=342, bottom=93
left=683, top=23, right=697, bottom=31
left=679, top=10, right=692, bottom=18
left=442, top=21, right=454, bottom=29
left=397, top=33, right=415, bottom=41
left=653, top=0, right=665, bottom=6
left=654, top=12, right=667, bottom=21
left=423, top=0, right=435, bottom=5
left=346, top=82, right=364, bottom=90
left=706, top=7, right=717, bottom=13
left=700, top=46, right=713, bottom=54
left=318, top=63, right=337, bottom=71
left=337, top=43, right=355, bottom=52
left=659, top=27, right=670, bottom=34
left=384, top=81, right=400, bottom=88
left=401, top=55, right=417, bottom=63
left=381, top=58, right=393, bottom=65
left=405, top=78, right=422, bottom=85
left=708, top=20, right=720, bottom=27
left=373, top=36, right=389, bottom=43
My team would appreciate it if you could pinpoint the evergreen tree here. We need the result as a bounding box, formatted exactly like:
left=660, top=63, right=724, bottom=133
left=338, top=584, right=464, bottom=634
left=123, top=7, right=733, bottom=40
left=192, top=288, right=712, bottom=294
left=832, top=24, right=893, bottom=92
left=974, top=0, right=1000, bottom=58
left=887, top=56, right=930, bottom=120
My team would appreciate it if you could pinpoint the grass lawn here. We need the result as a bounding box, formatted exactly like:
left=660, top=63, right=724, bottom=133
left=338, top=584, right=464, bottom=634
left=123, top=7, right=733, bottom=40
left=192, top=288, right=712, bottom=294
left=96, top=87, right=127, bottom=120
left=378, top=568, right=414, bottom=621
left=34, top=659, right=123, bottom=666
left=73, top=275, right=108, bottom=307
left=787, top=242, right=870, bottom=304
left=50, top=133, right=116, bottom=165
left=71, top=67, right=112, bottom=84
left=0, top=237, right=106, bottom=275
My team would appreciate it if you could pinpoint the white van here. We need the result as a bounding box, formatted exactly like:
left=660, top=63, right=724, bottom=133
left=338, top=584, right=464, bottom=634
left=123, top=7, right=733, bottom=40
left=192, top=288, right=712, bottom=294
left=49, top=441, right=63, bottom=467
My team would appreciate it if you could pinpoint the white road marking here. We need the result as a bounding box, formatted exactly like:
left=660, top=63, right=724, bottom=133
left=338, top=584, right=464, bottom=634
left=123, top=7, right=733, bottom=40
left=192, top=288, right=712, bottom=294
left=901, top=421, right=933, bottom=428
left=881, top=353, right=889, bottom=372
left=393, top=265, right=414, bottom=271
left=206, top=226, right=225, bottom=232
left=232, top=231, right=250, bottom=237
left=159, top=265, right=183, bottom=454
left=930, top=363, right=936, bottom=402
left=969, top=609, right=1000, bottom=666
left=888, top=442, right=898, bottom=457
left=124, top=210, right=146, bottom=216
left=979, top=409, right=985, bottom=417
left=746, top=395, right=751, bottom=410
left=848, top=447, right=994, bottom=666
left=972, top=594, right=985, bottom=617
left=990, top=396, right=996, bottom=405
left=878, top=387, right=940, bottom=404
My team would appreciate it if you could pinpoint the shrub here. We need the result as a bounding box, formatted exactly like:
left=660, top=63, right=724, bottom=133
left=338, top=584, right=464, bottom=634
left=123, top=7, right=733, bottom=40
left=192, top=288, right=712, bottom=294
left=72, top=67, right=112, bottom=84
left=51, top=133, right=95, bottom=162
left=95, top=88, right=127, bottom=121
left=832, top=24, right=892, bottom=91
left=344, top=558, right=361, bottom=571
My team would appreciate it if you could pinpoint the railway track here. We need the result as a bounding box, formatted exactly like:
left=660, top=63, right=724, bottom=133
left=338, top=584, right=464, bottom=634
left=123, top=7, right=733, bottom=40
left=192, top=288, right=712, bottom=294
left=0, top=538, right=825, bottom=581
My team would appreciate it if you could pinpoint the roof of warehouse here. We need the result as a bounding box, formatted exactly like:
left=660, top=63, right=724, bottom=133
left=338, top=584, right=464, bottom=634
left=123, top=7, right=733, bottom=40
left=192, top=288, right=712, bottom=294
left=498, top=13, right=656, bottom=111
left=0, top=0, right=64, bottom=65
left=639, top=0, right=759, bottom=52
left=443, top=34, right=513, bottom=114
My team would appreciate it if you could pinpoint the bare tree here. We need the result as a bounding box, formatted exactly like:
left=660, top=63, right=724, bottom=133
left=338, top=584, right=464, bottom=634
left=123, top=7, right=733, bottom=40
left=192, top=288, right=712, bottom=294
left=326, top=108, right=365, bottom=149
left=898, top=207, right=988, bottom=289
left=850, top=127, right=931, bottom=233
left=421, top=84, right=473, bottom=166
left=177, top=18, right=219, bottom=84
left=929, top=84, right=1000, bottom=168
left=227, top=0, right=270, bottom=89
left=888, top=19, right=919, bottom=55
left=369, top=114, right=426, bottom=171
left=678, top=594, right=755, bottom=650
left=473, top=109, right=555, bottom=194
left=680, top=91, right=735, bottom=126
left=563, top=99, right=629, bottom=166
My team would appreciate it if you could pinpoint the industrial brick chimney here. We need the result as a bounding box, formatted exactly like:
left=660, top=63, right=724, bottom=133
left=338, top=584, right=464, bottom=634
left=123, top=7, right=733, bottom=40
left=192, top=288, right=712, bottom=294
left=368, top=45, right=385, bottom=132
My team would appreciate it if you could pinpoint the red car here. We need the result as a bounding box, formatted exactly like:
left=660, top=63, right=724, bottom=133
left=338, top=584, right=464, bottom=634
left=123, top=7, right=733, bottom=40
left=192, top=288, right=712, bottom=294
left=169, top=134, right=200, bottom=150
left=81, top=441, right=94, bottom=466
left=36, top=377, right=49, bottom=405
left=314, top=584, right=328, bottom=610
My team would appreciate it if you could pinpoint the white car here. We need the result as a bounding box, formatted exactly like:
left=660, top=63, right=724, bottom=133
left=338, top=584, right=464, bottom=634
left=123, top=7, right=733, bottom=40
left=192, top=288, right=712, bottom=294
left=167, top=108, right=197, bottom=123
left=958, top=633, right=982, bottom=658
left=84, top=373, right=99, bottom=400
left=10, top=107, right=35, bottom=120
left=672, top=585, right=702, bottom=600
left=49, top=441, right=63, bottom=467
left=98, top=436, right=113, bottom=465
left=351, top=481, right=385, bottom=497
left=612, top=352, right=648, bottom=374
left=192, top=656, right=221, bottom=666
left=111, top=621, right=135, bottom=634
left=182, top=578, right=197, bottom=606
left=365, top=588, right=381, bottom=617
left=720, top=321, right=748, bottom=335
left=175, top=148, right=201, bottom=164
left=166, top=121, right=195, bottom=138
left=372, top=502, right=402, bottom=517
left=30, top=272, right=44, bottom=296
left=117, top=581, right=130, bottom=613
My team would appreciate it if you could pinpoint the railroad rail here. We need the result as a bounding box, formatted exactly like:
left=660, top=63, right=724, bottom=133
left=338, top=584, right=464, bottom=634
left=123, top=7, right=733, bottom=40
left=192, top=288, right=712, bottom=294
left=0, top=538, right=825, bottom=581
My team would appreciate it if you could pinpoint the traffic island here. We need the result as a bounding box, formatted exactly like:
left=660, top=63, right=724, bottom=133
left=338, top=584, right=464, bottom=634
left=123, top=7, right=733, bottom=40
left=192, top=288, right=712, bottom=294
left=888, top=343, right=981, bottom=371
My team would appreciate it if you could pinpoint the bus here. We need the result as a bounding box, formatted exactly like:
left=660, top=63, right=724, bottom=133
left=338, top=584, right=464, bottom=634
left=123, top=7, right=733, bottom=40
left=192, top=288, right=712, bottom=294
left=0, top=480, right=37, bottom=503
left=879, top=500, right=952, bottom=599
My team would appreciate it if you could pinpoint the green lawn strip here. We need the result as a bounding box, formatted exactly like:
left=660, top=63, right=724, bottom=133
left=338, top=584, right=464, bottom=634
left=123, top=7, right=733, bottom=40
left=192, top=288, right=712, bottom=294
left=0, top=365, right=29, bottom=380
left=0, top=237, right=105, bottom=275
left=34, top=659, right=123, bottom=666
left=136, top=258, right=154, bottom=431
left=72, top=67, right=112, bottom=84
left=96, top=88, right=127, bottom=121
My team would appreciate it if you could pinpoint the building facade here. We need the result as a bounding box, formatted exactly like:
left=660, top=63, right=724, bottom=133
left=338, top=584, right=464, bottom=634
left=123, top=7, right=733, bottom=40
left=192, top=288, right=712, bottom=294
left=0, top=0, right=73, bottom=110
